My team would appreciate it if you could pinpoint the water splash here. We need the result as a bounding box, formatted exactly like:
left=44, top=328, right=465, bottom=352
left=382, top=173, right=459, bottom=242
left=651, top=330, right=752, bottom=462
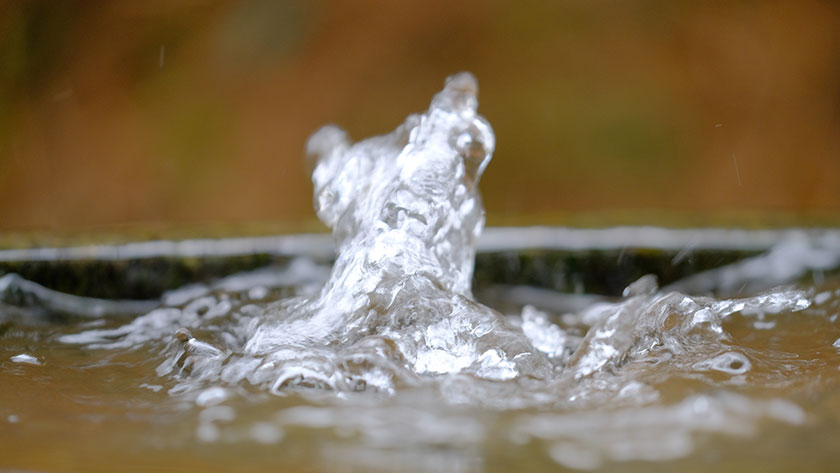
left=45, top=73, right=840, bottom=471
left=242, top=71, right=549, bottom=388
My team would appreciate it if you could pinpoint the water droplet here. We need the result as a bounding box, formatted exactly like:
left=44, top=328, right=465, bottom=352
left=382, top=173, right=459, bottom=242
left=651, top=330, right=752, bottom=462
left=622, top=274, right=658, bottom=297
left=10, top=354, right=41, bottom=365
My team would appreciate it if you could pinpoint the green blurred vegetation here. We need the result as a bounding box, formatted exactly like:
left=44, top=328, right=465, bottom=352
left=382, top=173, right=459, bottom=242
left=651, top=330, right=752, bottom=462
left=0, top=0, right=838, bottom=235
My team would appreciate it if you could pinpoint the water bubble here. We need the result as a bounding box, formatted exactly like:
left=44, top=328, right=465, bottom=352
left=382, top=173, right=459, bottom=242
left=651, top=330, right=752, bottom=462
left=694, top=352, right=752, bottom=375
left=174, top=328, right=192, bottom=342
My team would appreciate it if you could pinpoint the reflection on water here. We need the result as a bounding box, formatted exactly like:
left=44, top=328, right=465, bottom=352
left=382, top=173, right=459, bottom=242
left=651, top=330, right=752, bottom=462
left=2, top=74, right=840, bottom=472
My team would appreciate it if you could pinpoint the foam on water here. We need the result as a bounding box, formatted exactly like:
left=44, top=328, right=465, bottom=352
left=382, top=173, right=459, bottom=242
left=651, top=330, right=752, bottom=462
left=42, top=73, right=840, bottom=470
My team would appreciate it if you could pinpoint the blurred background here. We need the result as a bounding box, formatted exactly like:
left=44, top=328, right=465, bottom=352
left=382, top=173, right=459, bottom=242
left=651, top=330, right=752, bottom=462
left=1, top=0, right=839, bottom=237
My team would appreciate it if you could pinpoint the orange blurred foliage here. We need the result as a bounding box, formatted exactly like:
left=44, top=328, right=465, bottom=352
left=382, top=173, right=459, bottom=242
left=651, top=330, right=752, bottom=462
left=1, top=0, right=838, bottom=232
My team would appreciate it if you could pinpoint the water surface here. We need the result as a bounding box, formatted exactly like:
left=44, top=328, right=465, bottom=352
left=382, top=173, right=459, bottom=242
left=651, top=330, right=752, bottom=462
left=2, top=73, right=840, bottom=472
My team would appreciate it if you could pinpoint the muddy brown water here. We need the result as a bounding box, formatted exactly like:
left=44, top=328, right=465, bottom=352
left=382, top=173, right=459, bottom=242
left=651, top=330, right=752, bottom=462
left=2, top=234, right=840, bottom=473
